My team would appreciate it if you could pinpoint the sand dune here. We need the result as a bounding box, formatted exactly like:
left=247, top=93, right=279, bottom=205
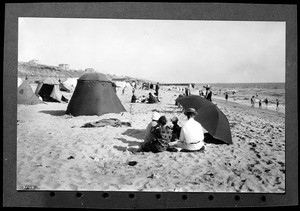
left=17, top=86, right=285, bottom=192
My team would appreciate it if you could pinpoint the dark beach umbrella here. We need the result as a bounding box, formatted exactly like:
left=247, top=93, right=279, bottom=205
left=176, top=95, right=232, bottom=144
left=175, top=95, right=212, bottom=110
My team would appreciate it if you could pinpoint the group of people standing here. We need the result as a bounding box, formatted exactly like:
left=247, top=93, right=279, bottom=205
left=140, top=108, right=206, bottom=153
left=250, top=96, right=280, bottom=110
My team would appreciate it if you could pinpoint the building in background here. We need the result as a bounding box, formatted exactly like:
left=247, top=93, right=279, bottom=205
left=29, top=59, right=39, bottom=65
left=59, top=64, right=70, bottom=70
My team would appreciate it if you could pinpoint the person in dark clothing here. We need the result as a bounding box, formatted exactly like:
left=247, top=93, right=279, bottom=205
left=170, top=117, right=181, bottom=142
left=141, top=116, right=176, bottom=153
left=225, top=92, right=228, bottom=101
left=155, top=82, right=160, bottom=100
left=131, top=94, right=137, bottom=103
left=147, top=92, right=158, bottom=104
left=259, top=99, right=262, bottom=108
left=150, top=83, right=154, bottom=89
left=203, top=85, right=212, bottom=101
left=264, top=98, right=269, bottom=109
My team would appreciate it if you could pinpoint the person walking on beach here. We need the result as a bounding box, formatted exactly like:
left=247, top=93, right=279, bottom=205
left=171, top=108, right=205, bottom=152
left=225, top=92, right=228, bottom=102
left=276, top=99, right=279, bottom=111
left=258, top=99, right=262, bottom=109
left=203, top=85, right=212, bottom=101
left=250, top=96, right=255, bottom=108
left=155, top=82, right=160, bottom=101
left=185, top=86, right=190, bottom=96
left=264, top=98, right=269, bottom=109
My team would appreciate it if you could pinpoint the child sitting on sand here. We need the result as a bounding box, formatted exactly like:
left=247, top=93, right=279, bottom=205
left=170, top=117, right=181, bottom=142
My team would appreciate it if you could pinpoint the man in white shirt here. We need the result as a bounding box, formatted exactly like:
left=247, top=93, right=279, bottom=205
left=172, top=108, right=205, bottom=152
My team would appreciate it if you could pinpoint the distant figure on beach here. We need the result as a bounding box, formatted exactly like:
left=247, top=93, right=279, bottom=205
left=131, top=94, right=137, bottom=103
left=132, top=87, right=135, bottom=94
left=225, top=92, right=228, bottom=101
left=147, top=92, right=158, bottom=104
left=203, top=85, right=212, bottom=101
left=276, top=99, right=279, bottom=111
left=264, top=98, right=269, bottom=109
left=122, top=87, right=126, bottom=94
left=185, top=86, right=190, bottom=96
left=150, top=83, right=154, bottom=90
left=138, top=95, right=147, bottom=103
left=175, top=94, right=184, bottom=108
left=155, top=82, right=160, bottom=101
left=141, top=116, right=175, bottom=153
left=250, top=96, right=255, bottom=108
left=259, top=99, right=262, bottom=108
left=171, top=108, right=205, bottom=152
left=199, top=90, right=204, bottom=97
left=170, top=117, right=182, bottom=142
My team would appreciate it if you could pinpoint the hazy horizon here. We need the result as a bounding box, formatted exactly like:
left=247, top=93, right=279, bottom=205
left=18, top=18, right=285, bottom=83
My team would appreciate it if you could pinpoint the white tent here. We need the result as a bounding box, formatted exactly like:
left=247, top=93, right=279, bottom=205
left=62, top=77, right=78, bottom=91
left=114, top=81, right=132, bottom=89
left=18, top=77, right=23, bottom=87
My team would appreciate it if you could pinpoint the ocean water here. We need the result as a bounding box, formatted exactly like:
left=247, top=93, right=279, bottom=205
left=195, top=83, right=285, bottom=105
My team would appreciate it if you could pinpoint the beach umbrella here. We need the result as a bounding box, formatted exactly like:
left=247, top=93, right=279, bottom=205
left=176, top=95, right=232, bottom=144
left=175, top=95, right=212, bottom=110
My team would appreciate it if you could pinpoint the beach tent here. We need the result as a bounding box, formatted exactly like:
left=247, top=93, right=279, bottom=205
left=66, top=72, right=126, bottom=116
left=17, top=80, right=43, bottom=105
left=17, top=77, right=23, bottom=87
left=61, top=77, right=78, bottom=92
left=35, top=77, right=67, bottom=102
left=113, top=80, right=132, bottom=89
left=59, top=82, right=72, bottom=92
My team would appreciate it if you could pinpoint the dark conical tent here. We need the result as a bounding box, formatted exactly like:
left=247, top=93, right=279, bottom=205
left=35, top=77, right=67, bottom=102
left=18, top=80, right=43, bottom=105
left=66, top=72, right=126, bottom=116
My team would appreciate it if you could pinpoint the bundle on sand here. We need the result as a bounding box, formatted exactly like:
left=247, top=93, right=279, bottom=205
left=81, top=118, right=132, bottom=128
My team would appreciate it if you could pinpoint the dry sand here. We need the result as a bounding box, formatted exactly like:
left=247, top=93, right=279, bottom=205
left=17, top=85, right=285, bottom=192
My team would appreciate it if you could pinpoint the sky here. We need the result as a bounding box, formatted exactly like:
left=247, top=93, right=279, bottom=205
left=18, top=18, right=285, bottom=83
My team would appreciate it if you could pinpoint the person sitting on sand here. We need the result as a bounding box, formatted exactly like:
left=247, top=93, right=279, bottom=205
left=141, top=116, right=175, bottom=153
left=140, top=112, right=160, bottom=150
left=139, top=95, right=147, bottom=103
left=170, top=108, right=205, bottom=152
left=170, top=117, right=181, bottom=142
left=147, top=92, right=158, bottom=104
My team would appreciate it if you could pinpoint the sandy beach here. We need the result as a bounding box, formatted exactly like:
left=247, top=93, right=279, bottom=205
left=17, top=85, right=285, bottom=192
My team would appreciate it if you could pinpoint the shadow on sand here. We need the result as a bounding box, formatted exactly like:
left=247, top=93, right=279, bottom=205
left=113, top=137, right=142, bottom=153
left=122, top=129, right=146, bottom=140
left=203, top=133, right=228, bottom=145
left=39, top=110, right=67, bottom=116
